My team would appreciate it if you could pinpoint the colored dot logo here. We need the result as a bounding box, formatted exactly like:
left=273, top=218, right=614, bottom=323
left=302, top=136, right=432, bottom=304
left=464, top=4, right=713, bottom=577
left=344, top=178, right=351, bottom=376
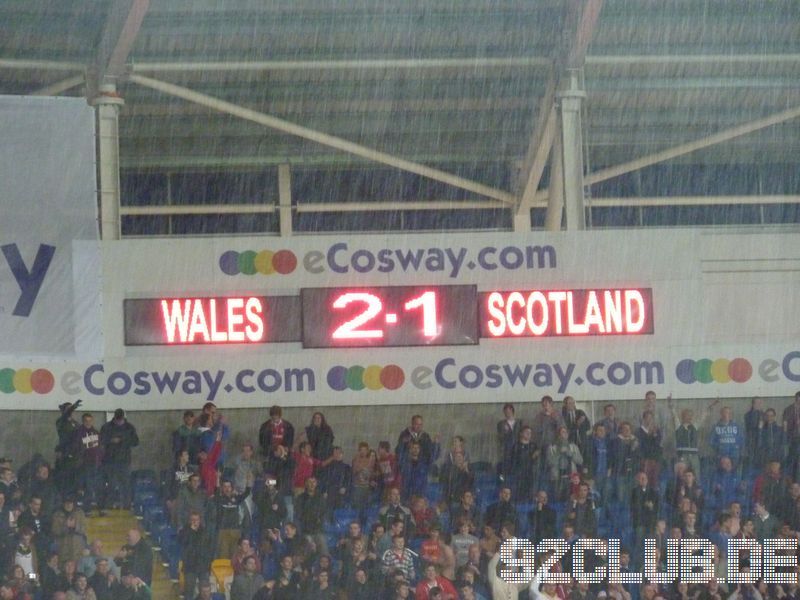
left=0, top=368, right=55, bottom=394
left=327, top=365, right=405, bottom=391
left=219, top=250, right=297, bottom=276
left=675, top=358, right=752, bottom=384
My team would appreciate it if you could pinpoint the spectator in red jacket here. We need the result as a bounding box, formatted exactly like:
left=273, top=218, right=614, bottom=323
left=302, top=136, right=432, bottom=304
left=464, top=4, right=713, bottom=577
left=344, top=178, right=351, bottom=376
left=376, top=441, right=401, bottom=497
left=292, top=442, right=333, bottom=495
left=258, top=406, right=295, bottom=460
left=415, top=564, right=457, bottom=600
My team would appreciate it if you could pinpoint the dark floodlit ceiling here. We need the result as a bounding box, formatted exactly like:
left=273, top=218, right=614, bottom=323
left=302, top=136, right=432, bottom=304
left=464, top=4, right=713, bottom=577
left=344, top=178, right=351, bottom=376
left=1, top=0, right=799, bottom=234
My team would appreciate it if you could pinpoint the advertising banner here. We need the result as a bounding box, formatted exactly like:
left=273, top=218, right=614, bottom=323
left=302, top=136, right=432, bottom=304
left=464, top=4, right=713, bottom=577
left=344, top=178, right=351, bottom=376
left=3, top=229, right=799, bottom=409
left=0, top=96, right=100, bottom=358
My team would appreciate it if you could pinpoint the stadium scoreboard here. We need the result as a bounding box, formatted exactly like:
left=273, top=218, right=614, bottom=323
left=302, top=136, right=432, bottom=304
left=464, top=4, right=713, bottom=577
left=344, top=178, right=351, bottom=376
left=124, top=285, right=654, bottom=347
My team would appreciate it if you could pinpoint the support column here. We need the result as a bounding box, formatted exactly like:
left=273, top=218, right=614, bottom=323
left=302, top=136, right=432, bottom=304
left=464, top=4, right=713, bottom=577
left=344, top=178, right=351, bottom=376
left=512, top=209, right=531, bottom=232
left=557, top=70, right=587, bottom=230
left=92, top=84, right=124, bottom=240
left=278, top=163, right=293, bottom=237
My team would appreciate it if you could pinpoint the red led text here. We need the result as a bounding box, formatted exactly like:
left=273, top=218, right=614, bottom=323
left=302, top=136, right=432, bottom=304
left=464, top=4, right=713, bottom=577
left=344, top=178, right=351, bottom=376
left=160, top=297, right=265, bottom=344
left=482, top=288, right=653, bottom=338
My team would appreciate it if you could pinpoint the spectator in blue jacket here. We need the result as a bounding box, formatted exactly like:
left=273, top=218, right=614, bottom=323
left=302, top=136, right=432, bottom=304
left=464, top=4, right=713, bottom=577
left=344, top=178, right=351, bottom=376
left=399, top=441, right=431, bottom=502
left=317, top=446, right=352, bottom=519
left=743, top=397, right=765, bottom=474
left=586, top=423, right=611, bottom=507
left=396, top=415, right=438, bottom=466
left=755, top=408, right=785, bottom=468
left=502, top=426, right=539, bottom=503
left=709, top=456, right=744, bottom=511
left=709, top=406, right=744, bottom=468
left=100, top=409, right=139, bottom=510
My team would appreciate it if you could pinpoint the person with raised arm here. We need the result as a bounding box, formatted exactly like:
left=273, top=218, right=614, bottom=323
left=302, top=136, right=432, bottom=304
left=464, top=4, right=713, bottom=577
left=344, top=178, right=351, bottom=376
left=487, top=549, right=526, bottom=600
left=529, top=558, right=554, bottom=600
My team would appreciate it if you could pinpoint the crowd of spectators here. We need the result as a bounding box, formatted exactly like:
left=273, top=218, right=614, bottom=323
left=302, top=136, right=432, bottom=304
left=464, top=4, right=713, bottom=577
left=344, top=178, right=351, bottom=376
left=1, top=391, right=800, bottom=600
left=0, top=402, right=153, bottom=599
left=168, top=393, right=800, bottom=600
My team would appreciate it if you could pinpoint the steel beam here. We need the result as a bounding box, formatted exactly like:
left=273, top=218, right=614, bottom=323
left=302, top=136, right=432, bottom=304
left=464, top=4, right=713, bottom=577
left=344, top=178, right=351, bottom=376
left=296, top=200, right=505, bottom=213
left=132, top=56, right=550, bottom=73
left=544, top=121, right=565, bottom=230
left=586, top=54, right=800, bottom=66
left=521, top=104, right=800, bottom=203
left=118, top=195, right=798, bottom=219
left=590, top=195, right=800, bottom=207
left=128, top=74, right=516, bottom=204
left=514, top=76, right=557, bottom=229
left=587, top=104, right=800, bottom=186
left=121, top=204, right=276, bottom=216
left=31, top=75, right=85, bottom=96
left=0, top=59, right=84, bottom=71
left=126, top=54, right=800, bottom=74
left=94, top=0, right=150, bottom=87
left=565, top=0, right=605, bottom=68
left=2, top=55, right=796, bottom=76
left=120, top=199, right=506, bottom=216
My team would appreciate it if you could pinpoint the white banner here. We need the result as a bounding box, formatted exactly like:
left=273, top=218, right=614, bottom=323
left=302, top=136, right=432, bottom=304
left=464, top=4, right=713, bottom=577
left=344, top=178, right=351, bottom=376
left=1, top=230, right=799, bottom=409
left=0, top=96, right=101, bottom=358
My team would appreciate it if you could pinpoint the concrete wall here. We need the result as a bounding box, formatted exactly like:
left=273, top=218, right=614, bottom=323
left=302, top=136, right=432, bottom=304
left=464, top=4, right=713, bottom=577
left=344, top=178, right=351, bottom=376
left=2, top=394, right=796, bottom=474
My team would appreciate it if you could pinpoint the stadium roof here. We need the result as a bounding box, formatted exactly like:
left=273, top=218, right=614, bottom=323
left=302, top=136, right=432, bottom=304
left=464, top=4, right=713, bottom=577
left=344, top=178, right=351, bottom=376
left=1, top=0, right=798, bottom=234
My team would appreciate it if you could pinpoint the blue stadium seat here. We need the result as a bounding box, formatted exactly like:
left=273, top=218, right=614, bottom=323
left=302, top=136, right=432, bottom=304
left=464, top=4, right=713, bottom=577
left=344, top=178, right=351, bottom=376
left=477, top=490, right=495, bottom=509
left=159, top=533, right=181, bottom=576
left=425, top=482, right=442, bottom=503
left=133, top=484, right=159, bottom=505
left=156, top=525, right=177, bottom=547
left=159, top=469, right=172, bottom=491
left=515, top=505, right=533, bottom=538
left=131, top=470, right=158, bottom=491
left=476, top=476, right=497, bottom=493
left=324, top=521, right=345, bottom=538
left=472, top=461, right=493, bottom=474
left=365, top=505, right=380, bottom=521
left=168, top=555, right=181, bottom=581
left=333, top=507, right=359, bottom=525
left=134, top=492, right=159, bottom=516
left=134, top=476, right=158, bottom=489
left=143, top=505, right=167, bottom=532
left=621, top=528, right=634, bottom=550
left=149, top=522, right=170, bottom=547
left=408, top=537, right=423, bottom=556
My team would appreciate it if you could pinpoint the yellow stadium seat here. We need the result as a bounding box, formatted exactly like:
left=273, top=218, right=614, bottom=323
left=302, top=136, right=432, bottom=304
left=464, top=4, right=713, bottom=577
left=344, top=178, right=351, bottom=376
left=210, top=558, right=234, bottom=591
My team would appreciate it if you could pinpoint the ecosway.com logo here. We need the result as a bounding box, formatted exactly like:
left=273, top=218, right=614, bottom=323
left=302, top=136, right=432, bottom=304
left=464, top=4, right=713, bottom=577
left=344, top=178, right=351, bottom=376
left=327, top=365, right=405, bottom=391
left=0, top=368, right=55, bottom=394
left=219, top=242, right=558, bottom=278
left=219, top=250, right=298, bottom=276
left=675, top=358, right=752, bottom=384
